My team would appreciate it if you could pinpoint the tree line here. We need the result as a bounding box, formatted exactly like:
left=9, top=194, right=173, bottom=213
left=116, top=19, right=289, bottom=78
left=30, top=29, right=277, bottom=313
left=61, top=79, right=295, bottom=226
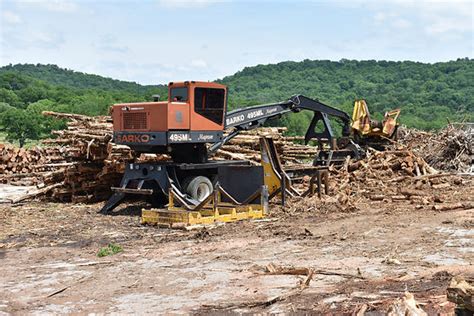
left=0, top=60, right=472, bottom=146
left=0, top=65, right=166, bottom=147
left=220, top=58, right=473, bottom=135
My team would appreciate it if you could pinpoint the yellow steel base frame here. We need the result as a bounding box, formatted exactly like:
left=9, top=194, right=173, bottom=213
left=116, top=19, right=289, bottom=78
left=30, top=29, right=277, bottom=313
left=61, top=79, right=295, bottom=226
left=142, top=182, right=268, bottom=228
left=142, top=204, right=265, bottom=227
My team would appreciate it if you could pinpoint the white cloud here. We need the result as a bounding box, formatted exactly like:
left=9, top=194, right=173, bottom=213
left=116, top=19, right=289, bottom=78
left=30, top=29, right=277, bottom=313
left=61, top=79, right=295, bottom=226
left=1, top=11, right=22, bottom=24
left=29, top=31, right=65, bottom=48
left=425, top=19, right=471, bottom=35
left=421, top=4, right=472, bottom=35
left=404, top=1, right=472, bottom=35
left=392, top=18, right=411, bottom=29
left=369, top=0, right=472, bottom=37
left=372, top=12, right=411, bottom=30
left=373, top=12, right=388, bottom=23
left=157, top=0, right=226, bottom=9
left=18, top=0, right=78, bottom=12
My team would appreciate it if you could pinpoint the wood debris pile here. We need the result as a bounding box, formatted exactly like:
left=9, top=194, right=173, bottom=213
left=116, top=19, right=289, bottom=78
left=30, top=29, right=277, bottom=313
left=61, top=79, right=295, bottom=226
left=286, top=147, right=472, bottom=214
left=327, top=148, right=441, bottom=208
left=399, top=124, right=473, bottom=173
left=387, top=292, right=427, bottom=316
left=1, top=110, right=471, bottom=206
left=447, top=276, right=474, bottom=313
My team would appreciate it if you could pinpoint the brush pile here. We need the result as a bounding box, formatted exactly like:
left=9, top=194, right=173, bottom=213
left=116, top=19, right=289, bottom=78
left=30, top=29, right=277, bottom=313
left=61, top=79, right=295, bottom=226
left=328, top=149, right=441, bottom=211
left=399, top=124, right=473, bottom=173
left=285, top=146, right=472, bottom=215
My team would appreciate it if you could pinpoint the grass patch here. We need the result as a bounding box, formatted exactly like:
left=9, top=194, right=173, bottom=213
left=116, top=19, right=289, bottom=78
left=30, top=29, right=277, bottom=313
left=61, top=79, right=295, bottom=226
left=97, top=243, right=123, bottom=257
left=0, top=132, right=42, bottom=148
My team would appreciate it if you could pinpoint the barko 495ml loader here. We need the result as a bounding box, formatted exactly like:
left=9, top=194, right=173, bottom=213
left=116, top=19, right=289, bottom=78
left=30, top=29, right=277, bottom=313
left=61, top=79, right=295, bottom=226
left=101, top=81, right=399, bottom=216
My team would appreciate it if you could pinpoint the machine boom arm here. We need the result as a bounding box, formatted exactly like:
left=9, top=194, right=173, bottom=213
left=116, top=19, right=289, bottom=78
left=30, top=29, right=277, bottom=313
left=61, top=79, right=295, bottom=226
left=209, top=95, right=351, bottom=153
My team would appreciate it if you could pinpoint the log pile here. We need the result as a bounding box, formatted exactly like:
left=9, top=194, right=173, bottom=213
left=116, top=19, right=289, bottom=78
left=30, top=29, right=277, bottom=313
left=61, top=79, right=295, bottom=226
left=43, top=111, right=114, bottom=161
left=0, top=112, right=134, bottom=202
left=0, top=144, right=46, bottom=182
left=216, top=127, right=317, bottom=165
left=326, top=148, right=440, bottom=209
left=0, top=112, right=313, bottom=203
left=38, top=112, right=134, bottom=202
left=398, top=124, right=473, bottom=173
left=1, top=111, right=470, bottom=206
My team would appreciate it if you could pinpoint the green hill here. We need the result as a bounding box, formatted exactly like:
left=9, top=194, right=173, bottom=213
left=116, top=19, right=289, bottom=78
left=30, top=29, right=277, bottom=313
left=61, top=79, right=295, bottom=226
left=0, top=64, right=168, bottom=146
left=0, top=60, right=472, bottom=146
left=0, top=63, right=163, bottom=94
left=220, top=58, right=473, bottom=132
left=0, top=64, right=167, bottom=114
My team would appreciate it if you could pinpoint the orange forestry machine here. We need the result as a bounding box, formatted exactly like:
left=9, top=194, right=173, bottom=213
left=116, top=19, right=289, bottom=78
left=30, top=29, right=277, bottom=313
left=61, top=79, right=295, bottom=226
left=102, top=81, right=380, bottom=213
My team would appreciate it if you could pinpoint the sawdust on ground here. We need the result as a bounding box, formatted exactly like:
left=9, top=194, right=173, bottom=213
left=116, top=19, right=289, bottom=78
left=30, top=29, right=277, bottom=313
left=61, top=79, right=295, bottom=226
left=1, top=175, right=473, bottom=314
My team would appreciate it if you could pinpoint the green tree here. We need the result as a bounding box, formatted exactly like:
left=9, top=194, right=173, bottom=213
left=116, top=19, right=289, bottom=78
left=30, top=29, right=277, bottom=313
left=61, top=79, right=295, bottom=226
left=0, top=102, right=14, bottom=113
left=26, top=99, right=66, bottom=136
left=0, top=88, right=23, bottom=108
left=0, top=108, right=40, bottom=147
left=0, top=60, right=472, bottom=138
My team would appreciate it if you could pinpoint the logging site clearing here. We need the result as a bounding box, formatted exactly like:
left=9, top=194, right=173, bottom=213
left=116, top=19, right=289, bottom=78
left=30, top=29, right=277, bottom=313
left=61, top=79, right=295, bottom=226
left=0, top=112, right=473, bottom=315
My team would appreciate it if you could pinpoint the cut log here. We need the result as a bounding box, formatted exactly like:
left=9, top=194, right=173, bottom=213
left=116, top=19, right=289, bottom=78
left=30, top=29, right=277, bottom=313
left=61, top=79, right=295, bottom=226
left=11, top=182, right=64, bottom=203
left=432, top=203, right=462, bottom=211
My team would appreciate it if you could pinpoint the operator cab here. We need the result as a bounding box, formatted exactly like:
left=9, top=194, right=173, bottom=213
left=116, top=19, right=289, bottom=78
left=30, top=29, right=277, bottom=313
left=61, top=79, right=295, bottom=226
left=169, top=81, right=227, bottom=129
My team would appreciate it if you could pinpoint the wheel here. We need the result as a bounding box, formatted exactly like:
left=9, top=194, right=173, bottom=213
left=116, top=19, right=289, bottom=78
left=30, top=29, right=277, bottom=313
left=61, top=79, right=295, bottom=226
left=185, top=176, right=213, bottom=202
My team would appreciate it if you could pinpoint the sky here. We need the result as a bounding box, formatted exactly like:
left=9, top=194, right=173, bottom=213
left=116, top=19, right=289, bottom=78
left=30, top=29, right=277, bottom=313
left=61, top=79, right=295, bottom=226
left=0, top=0, right=472, bottom=85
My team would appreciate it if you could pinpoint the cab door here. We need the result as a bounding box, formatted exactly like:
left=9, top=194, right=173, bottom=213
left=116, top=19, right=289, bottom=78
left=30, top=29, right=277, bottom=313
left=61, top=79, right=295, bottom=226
left=190, top=87, right=226, bottom=131
left=168, top=86, right=190, bottom=130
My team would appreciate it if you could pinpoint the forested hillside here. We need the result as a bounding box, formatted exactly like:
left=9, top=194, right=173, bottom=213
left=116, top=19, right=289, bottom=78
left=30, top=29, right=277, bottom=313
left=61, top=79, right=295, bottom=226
left=0, top=64, right=166, bottom=146
left=221, top=58, right=473, bottom=134
left=1, top=64, right=164, bottom=94
left=0, top=60, right=472, bottom=146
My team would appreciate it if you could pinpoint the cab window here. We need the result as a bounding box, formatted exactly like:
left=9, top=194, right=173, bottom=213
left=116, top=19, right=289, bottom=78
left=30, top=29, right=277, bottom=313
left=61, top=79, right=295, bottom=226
left=194, top=88, right=225, bottom=124
left=170, top=87, right=188, bottom=102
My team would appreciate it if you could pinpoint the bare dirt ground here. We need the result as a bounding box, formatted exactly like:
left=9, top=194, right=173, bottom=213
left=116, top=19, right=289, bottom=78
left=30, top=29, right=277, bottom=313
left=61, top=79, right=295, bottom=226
left=1, top=178, right=473, bottom=315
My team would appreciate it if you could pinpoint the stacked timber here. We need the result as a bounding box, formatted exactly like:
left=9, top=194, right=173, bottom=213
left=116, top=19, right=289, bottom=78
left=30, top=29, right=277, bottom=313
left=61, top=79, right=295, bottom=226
left=0, top=112, right=134, bottom=202
left=39, top=112, right=132, bottom=202
left=4, top=111, right=463, bottom=206
left=217, top=127, right=318, bottom=164
left=43, top=111, right=114, bottom=161
left=0, top=144, right=46, bottom=179
left=0, top=113, right=316, bottom=203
